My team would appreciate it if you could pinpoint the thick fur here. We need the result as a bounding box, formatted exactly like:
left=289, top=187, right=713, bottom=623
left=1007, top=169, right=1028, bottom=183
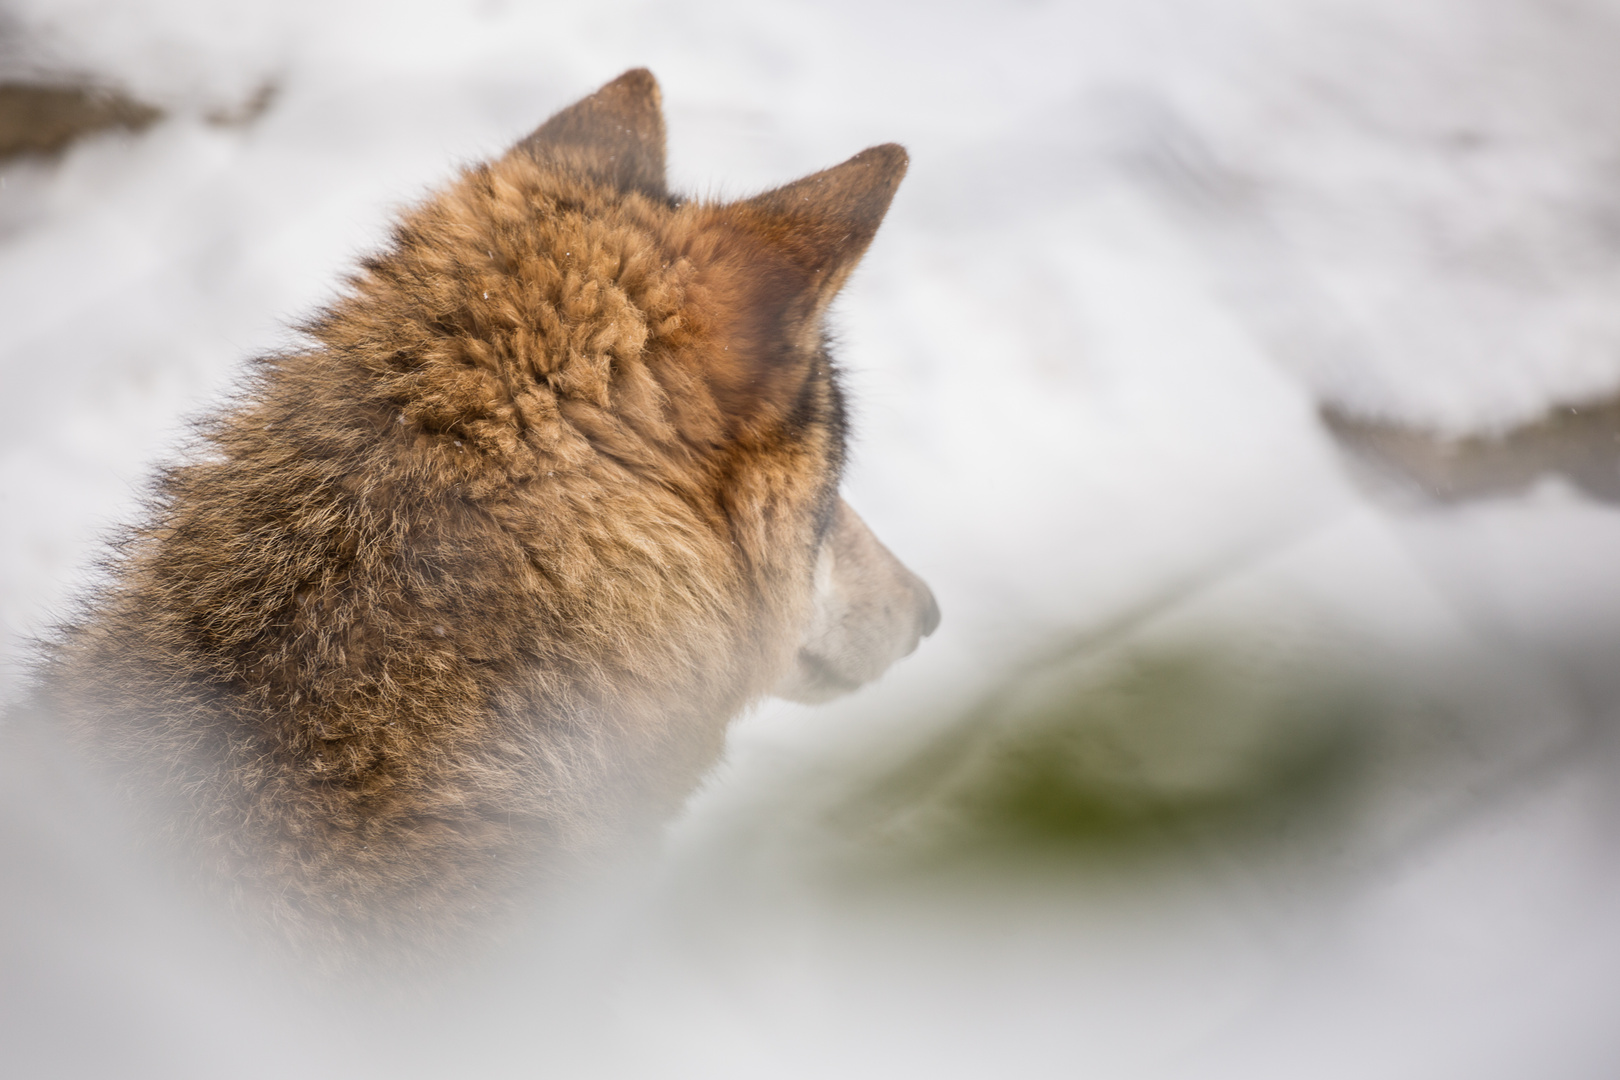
left=32, top=70, right=934, bottom=967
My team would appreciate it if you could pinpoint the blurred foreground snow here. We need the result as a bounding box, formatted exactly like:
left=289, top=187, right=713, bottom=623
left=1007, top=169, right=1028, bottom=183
left=4, top=1, right=1620, bottom=1077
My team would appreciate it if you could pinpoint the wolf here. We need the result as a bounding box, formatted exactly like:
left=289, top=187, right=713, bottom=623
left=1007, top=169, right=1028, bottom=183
left=30, top=69, right=937, bottom=968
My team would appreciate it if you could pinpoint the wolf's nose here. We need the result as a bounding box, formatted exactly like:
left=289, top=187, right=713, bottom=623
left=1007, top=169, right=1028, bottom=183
left=918, top=584, right=941, bottom=638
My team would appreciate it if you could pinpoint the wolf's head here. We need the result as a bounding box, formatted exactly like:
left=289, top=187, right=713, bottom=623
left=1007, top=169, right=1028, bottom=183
left=306, top=69, right=934, bottom=731
left=490, top=70, right=939, bottom=702
left=516, top=70, right=938, bottom=706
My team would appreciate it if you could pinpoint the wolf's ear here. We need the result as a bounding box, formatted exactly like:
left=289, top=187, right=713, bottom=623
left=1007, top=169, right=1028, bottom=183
left=515, top=68, right=668, bottom=199
left=729, top=143, right=908, bottom=318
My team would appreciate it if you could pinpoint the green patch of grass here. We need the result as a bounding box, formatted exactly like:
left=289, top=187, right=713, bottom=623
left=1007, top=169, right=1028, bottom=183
left=832, top=641, right=1379, bottom=868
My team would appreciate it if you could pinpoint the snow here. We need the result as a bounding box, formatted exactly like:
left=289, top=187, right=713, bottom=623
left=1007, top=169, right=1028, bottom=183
left=5, top=1, right=1620, bottom=1077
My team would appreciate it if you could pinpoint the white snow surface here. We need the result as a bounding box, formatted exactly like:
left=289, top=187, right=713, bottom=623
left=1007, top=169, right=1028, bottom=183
left=4, top=2, right=1620, bottom=1078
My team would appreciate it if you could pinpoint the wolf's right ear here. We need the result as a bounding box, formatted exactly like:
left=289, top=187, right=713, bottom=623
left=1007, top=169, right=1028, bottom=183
left=726, top=144, right=908, bottom=323
left=515, top=68, right=668, bottom=199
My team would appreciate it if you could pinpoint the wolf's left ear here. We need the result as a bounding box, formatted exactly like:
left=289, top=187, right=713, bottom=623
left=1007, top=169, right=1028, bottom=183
left=729, top=143, right=908, bottom=319
left=516, top=68, right=668, bottom=199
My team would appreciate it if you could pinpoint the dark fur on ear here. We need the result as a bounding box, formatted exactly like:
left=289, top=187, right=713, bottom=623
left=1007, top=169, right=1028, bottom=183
left=515, top=68, right=668, bottom=199
left=728, top=143, right=908, bottom=319
left=681, top=144, right=907, bottom=430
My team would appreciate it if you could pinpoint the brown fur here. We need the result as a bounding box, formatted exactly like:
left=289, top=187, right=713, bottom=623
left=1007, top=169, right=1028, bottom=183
left=33, top=70, right=935, bottom=968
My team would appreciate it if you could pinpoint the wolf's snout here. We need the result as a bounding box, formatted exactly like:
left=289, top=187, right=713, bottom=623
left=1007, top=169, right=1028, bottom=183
left=918, top=581, right=941, bottom=639
left=773, top=499, right=938, bottom=704
left=896, top=570, right=940, bottom=659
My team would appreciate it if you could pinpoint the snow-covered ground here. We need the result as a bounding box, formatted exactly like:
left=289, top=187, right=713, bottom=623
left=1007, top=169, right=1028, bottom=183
left=5, top=1, right=1620, bottom=1077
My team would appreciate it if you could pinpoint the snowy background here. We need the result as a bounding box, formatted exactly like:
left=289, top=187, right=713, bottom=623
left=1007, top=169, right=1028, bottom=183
left=5, top=1, right=1620, bottom=1077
